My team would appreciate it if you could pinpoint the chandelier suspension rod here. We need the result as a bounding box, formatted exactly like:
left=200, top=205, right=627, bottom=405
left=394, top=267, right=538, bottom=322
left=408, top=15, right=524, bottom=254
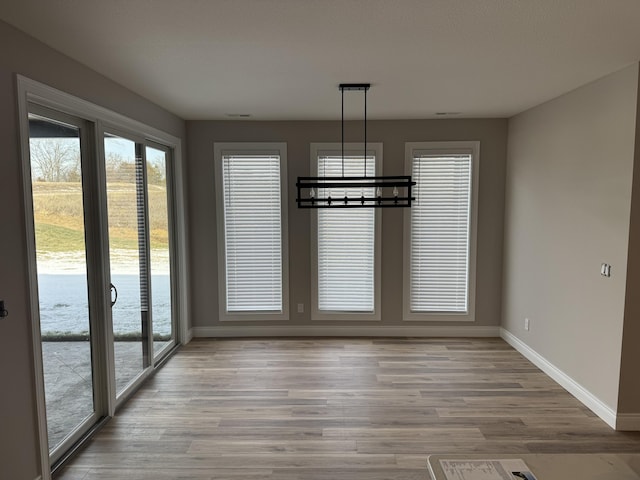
left=364, top=86, right=367, bottom=178
left=341, top=85, right=345, bottom=177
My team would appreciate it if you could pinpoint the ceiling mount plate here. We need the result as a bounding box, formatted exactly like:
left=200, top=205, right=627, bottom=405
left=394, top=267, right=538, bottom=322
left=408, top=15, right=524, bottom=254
left=339, top=83, right=370, bottom=91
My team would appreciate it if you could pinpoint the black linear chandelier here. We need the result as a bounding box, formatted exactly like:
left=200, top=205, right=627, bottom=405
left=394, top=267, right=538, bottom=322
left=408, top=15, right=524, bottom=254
left=296, top=83, right=415, bottom=209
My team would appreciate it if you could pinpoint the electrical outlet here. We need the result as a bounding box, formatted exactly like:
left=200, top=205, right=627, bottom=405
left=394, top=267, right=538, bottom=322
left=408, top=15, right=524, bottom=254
left=524, top=318, right=530, bottom=331
left=297, top=303, right=304, bottom=313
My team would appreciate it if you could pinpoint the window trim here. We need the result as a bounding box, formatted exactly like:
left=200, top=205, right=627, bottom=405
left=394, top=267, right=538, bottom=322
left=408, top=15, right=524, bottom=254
left=403, top=141, right=479, bottom=322
left=310, top=142, right=382, bottom=321
left=214, top=142, right=290, bottom=321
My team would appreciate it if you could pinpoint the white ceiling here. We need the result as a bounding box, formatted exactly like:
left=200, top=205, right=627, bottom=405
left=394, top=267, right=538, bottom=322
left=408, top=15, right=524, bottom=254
left=2, top=0, right=640, bottom=120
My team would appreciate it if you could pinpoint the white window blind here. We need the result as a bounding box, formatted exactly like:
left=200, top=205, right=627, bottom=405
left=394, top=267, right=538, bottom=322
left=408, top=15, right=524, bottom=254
left=410, top=152, right=472, bottom=313
left=221, top=154, right=283, bottom=312
left=317, top=154, right=375, bottom=312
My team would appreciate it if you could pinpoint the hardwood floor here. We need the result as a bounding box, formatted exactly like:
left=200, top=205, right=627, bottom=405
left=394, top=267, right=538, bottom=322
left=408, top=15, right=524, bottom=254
left=56, top=337, right=640, bottom=479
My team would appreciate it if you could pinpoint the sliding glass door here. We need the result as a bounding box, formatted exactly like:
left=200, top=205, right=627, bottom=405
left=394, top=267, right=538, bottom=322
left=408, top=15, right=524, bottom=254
left=145, top=145, right=175, bottom=358
left=104, top=133, right=176, bottom=398
left=27, top=110, right=102, bottom=462
left=23, top=97, right=179, bottom=470
left=103, top=134, right=147, bottom=395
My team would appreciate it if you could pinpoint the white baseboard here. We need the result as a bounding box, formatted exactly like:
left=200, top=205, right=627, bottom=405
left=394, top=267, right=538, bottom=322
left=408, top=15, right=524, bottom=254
left=500, top=328, right=618, bottom=429
left=192, top=324, right=500, bottom=338
left=616, top=414, right=640, bottom=431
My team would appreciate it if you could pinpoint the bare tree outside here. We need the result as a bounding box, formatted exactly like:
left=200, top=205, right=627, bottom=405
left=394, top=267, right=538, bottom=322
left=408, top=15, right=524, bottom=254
left=29, top=138, right=80, bottom=182
left=30, top=145, right=166, bottom=184
left=105, top=151, right=166, bottom=185
left=105, top=152, right=133, bottom=182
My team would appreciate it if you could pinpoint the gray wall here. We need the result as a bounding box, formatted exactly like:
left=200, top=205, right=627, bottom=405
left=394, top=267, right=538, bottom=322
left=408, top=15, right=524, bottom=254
left=0, top=20, right=185, bottom=479
left=186, top=119, right=508, bottom=330
left=502, top=64, right=639, bottom=410
left=618, top=76, right=640, bottom=416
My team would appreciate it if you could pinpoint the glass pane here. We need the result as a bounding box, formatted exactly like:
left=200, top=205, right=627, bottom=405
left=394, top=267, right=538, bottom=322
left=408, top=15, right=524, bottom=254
left=146, top=146, right=174, bottom=356
left=29, top=114, right=95, bottom=452
left=410, top=154, right=471, bottom=312
left=317, top=154, right=375, bottom=311
left=104, top=134, right=146, bottom=395
left=222, top=155, right=282, bottom=312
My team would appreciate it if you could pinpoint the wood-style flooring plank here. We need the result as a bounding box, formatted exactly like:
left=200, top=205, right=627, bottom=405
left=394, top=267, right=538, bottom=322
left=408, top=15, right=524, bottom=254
left=54, top=338, right=640, bottom=480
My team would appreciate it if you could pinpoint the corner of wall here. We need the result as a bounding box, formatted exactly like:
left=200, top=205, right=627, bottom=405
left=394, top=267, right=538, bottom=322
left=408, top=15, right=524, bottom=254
left=500, top=328, right=618, bottom=429
left=616, top=414, right=640, bottom=431
left=186, top=328, right=194, bottom=344
left=617, top=62, right=640, bottom=420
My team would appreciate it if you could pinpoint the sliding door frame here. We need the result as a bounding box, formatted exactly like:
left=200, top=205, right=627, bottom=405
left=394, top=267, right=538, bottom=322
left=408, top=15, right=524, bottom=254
left=146, top=139, right=179, bottom=363
left=25, top=103, right=111, bottom=465
left=16, top=75, right=189, bottom=480
left=100, top=125, right=180, bottom=406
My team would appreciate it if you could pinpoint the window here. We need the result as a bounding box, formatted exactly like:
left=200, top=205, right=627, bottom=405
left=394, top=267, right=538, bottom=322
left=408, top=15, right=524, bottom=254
left=214, top=143, right=289, bottom=320
left=310, top=143, right=382, bottom=320
left=403, top=142, right=479, bottom=321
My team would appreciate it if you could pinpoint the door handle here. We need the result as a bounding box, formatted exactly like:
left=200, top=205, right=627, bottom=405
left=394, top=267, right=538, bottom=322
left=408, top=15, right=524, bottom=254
left=110, top=283, right=118, bottom=307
